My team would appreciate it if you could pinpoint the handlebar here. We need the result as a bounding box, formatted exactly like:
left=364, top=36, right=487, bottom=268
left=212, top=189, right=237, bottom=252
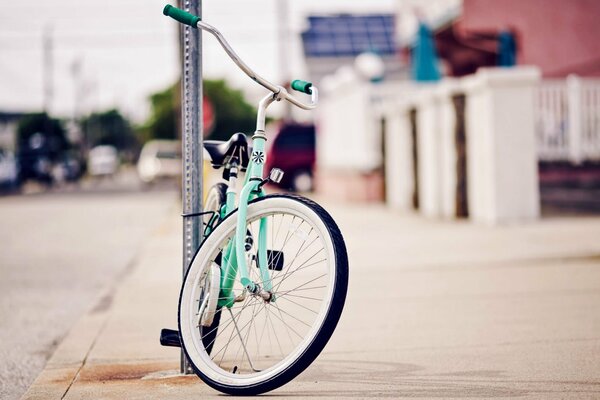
left=162, top=5, right=200, bottom=28
left=163, top=4, right=317, bottom=110
left=291, top=80, right=313, bottom=95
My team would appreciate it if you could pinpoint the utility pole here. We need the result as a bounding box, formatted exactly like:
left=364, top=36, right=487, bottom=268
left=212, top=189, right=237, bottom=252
left=276, top=0, right=292, bottom=120
left=71, top=57, right=83, bottom=121
left=43, top=25, right=54, bottom=115
left=67, top=57, right=84, bottom=148
left=179, top=0, right=203, bottom=375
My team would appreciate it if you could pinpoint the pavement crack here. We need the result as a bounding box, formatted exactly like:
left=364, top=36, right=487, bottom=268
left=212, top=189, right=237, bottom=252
left=60, top=317, right=110, bottom=400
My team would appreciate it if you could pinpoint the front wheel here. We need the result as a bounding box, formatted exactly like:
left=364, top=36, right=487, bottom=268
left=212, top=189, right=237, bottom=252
left=178, top=195, right=348, bottom=395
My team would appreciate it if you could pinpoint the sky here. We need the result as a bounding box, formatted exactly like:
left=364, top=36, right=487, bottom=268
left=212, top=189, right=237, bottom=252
left=0, top=0, right=397, bottom=123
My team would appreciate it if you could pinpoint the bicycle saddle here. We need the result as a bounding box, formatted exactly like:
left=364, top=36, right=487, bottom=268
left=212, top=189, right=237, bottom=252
left=204, top=133, right=250, bottom=169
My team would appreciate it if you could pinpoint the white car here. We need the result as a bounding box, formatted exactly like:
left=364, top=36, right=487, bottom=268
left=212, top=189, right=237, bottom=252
left=137, top=140, right=181, bottom=183
left=88, top=145, right=119, bottom=176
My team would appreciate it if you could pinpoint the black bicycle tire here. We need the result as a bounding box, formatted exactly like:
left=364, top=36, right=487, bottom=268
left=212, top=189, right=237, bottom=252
left=179, top=194, right=348, bottom=396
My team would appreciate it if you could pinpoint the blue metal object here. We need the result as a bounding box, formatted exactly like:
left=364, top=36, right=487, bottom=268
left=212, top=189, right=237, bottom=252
left=411, top=22, right=441, bottom=82
left=497, top=30, right=516, bottom=67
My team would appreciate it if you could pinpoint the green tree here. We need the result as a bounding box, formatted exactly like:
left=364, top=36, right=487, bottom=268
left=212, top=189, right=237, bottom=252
left=82, top=109, right=138, bottom=152
left=204, top=79, right=256, bottom=141
left=17, top=112, right=69, bottom=160
left=139, top=79, right=257, bottom=143
left=142, top=85, right=179, bottom=141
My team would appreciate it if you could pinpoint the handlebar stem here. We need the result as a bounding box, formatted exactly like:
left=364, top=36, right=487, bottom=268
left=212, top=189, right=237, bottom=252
left=256, top=92, right=278, bottom=132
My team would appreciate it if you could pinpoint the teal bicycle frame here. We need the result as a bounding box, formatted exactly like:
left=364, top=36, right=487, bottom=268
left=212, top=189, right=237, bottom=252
left=161, top=7, right=319, bottom=308
left=217, top=94, right=285, bottom=308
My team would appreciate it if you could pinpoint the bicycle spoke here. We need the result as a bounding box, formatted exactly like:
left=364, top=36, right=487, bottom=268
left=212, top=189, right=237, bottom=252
left=272, top=226, right=316, bottom=282
left=274, top=257, right=327, bottom=286
left=272, top=302, right=304, bottom=342
left=276, top=273, right=327, bottom=296
left=278, top=293, right=323, bottom=302
left=265, top=305, right=285, bottom=360
left=202, top=297, right=253, bottom=350
left=211, top=301, right=265, bottom=364
left=276, top=285, right=328, bottom=296
left=227, top=307, right=260, bottom=372
left=269, top=302, right=306, bottom=341
left=273, top=304, right=312, bottom=328
left=271, top=252, right=326, bottom=289
left=277, top=295, right=319, bottom=315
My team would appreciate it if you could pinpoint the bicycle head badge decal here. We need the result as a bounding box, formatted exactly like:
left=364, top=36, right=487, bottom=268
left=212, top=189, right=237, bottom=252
left=252, top=151, right=265, bottom=164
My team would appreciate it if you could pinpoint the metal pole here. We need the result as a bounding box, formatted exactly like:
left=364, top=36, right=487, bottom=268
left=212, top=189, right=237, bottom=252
left=180, top=0, right=202, bottom=374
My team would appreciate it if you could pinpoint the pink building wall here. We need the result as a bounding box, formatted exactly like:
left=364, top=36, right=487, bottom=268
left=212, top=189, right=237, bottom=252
left=460, top=0, right=600, bottom=77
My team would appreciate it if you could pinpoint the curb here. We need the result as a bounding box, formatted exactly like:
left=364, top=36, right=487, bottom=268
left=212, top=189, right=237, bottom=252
left=20, top=290, right=113, bottom=400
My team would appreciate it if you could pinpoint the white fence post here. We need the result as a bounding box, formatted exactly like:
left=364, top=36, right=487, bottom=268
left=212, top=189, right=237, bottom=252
left=436, top=79, right=462, bottom=219
left=416, top=87, right=442, bottom=218
left=567, top=74, right=583, bottom=164
left=463, top=67, right=541, bottom=224
left=383, top=99, right=416, bottom=210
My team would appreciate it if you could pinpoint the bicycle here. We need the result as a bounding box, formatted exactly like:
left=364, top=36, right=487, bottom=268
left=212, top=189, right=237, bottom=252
left=160, top=5, right=348, bottom=395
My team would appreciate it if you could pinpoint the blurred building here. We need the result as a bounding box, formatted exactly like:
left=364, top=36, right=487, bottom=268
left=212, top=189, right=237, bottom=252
left=402, top=0, right=600, bottom=78
left=301, top=14, right=405, bottom=85
left=311, top=0, right=600, bottom=218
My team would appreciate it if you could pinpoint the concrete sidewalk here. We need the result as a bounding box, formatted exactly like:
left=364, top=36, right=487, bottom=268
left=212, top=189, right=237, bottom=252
left=21, top=201, right=600, bottom=399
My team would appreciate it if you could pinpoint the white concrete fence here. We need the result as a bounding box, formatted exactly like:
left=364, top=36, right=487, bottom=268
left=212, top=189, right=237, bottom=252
left=536, top=75, right=600, bottom=163
left=317, top=66, right=544, bottom=224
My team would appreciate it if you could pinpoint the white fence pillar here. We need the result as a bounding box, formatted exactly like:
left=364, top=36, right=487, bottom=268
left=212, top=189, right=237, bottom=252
left=436, top=79, right=463, bottom=219
left=416, top=87, right=442, bottom=218
left=316, top=74, right=384, bottom=201
left=383, top=99, right=415, bottom=210
left=463, top=67, right=541, bottom=224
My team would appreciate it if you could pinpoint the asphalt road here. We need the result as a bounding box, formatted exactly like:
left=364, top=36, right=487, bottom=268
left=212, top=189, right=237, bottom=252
left=0, top=179, right=178, bottom=400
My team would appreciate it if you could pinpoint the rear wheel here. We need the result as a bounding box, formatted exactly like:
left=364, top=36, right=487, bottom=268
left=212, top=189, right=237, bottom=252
left=203, top=183, right=227, bottom=236
left=179, top=195, right=348, bottom=395
left=200, top=183, right=227, bottom=354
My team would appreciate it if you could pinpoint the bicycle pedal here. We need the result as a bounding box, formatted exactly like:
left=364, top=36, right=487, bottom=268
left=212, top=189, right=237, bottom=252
left=160, top=328, right=181, bottom=348
left=269, top=168, right=284, bottom=184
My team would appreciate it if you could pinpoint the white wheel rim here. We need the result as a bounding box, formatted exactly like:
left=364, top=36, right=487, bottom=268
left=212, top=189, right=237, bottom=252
left=180, top=198, right=337, bottom=387
left=200, top=263, right=221, bottom=327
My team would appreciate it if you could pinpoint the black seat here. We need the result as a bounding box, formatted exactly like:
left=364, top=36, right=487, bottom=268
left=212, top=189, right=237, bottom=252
left=204, top=133, right=250, bottom=169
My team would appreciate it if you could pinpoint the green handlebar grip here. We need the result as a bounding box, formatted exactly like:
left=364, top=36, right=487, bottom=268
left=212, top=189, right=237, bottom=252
left=291, top=80, right=313, bottom=94
left=163, top=4, right=201, bottom=28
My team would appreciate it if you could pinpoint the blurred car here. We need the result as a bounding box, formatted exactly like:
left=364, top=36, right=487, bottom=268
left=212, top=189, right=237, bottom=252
left=52, top=152, right=84, bottom=183
left=17, top=132, right=54, bottom=184
left=137, top=140, right=181, bottom=183
left=0, top=149, right=19, bottom=189
left=88, top=145, right=119, bottom=177
left=266, top=123, right=315, bottom=192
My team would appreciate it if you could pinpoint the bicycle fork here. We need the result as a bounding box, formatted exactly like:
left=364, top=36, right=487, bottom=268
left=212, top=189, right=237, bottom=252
left=218, top=134, right=274, bottom=308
